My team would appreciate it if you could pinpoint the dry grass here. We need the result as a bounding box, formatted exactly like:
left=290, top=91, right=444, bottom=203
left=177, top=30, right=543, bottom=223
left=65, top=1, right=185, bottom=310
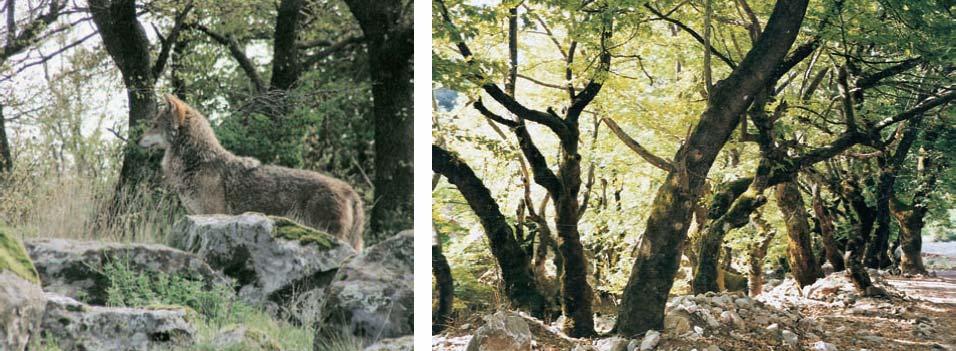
left=0, top=165, right=181, bottom=244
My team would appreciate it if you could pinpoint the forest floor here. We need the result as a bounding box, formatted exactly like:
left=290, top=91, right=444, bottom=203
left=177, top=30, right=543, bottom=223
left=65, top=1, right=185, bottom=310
left=434, top=249, right=956, bottom=351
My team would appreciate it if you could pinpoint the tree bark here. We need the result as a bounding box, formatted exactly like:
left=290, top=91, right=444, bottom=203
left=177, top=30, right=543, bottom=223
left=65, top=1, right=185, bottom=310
left=432, top=145, right=547, bottom=316
left=891, top=200, right=928, bottom=275
left=269, top=0, right=304, bottom=91
left=811, top=185, right=844, bottom=271
left=89, top=0, right=160, bottom=191
left=749, top=213, right=776, bottom=296
left=0, top=104, right=11, bottom=172
left=345, top=0, right=414, bottom=241
left=615, top=0, right=810, bottom=336
left=840, top=179, right=879, bottom=295
left=432, top=231, right=454, bottom=334
left=865, top=160, right=894, bottom=268
left=775, top=179, right=824, bottom=287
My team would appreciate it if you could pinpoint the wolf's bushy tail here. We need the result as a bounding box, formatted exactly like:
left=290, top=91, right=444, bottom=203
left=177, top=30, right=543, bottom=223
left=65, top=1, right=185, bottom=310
left=350, top=194, right=365, bottom=251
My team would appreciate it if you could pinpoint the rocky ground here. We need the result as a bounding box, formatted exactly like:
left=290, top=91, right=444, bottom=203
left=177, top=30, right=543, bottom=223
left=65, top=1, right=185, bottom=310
left=437, top=257, right=956, bottom=351
left=1, top=213, right=414, bottom=351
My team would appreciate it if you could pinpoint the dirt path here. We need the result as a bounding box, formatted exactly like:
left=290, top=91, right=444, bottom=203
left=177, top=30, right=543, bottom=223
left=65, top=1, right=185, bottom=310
left=797, top=271, right=956, bottom=351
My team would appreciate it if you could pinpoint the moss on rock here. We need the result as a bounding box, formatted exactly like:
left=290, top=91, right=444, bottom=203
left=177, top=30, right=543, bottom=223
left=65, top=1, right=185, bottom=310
left=269, top=217, right=337, bottom=249
left=0, top=226, right=40, bottom=284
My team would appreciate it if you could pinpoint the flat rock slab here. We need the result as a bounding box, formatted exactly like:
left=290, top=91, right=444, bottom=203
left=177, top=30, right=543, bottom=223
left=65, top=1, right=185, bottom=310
left=169, top=213, right=356, bottom=324
left=25, top=238, right=230, bottom=305
left=40, top=293, right=195, bottom=351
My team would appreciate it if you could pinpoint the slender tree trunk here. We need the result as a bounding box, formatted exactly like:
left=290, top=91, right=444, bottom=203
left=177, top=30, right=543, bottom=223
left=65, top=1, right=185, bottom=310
left=616, top=0, right=810, bottom=336
left=865, top=162, right=894, bottom=268
left=432, top=232, right=454, bottom=334
left=841, top=180, right=879, bottom=295
left=693, top=177, right=763, bottom=294
left=432, top=146, right=547, bottom=316
left=345, top=0, right=414, bottom=241
left=749, top=213, right=776, bottom=296
left=0, top=104, right=11, bottom=172
left=811, top=186, right=844, bottom=271
left=775, top=180, right=824, bottom=286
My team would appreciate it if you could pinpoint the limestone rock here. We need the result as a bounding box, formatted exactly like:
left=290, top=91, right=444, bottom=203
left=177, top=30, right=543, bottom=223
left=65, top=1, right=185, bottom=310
left=169, top=213, right=356, bottom=324
left=639, top=330, right=661, bottom=351
left=40, top=293, right=195, bottom=350
left=594, top=336, right=628, bottom=351
left=364, top=336, right=414, bottom=351
left=465, top=311, right=532, bottom=351
left=25, top=238, right=229, bottom=305
left=316, top=230, right=413, bottom=343
left=0, top=271, right=45, bottom=351
left=212, top=324, right=281, bottom=351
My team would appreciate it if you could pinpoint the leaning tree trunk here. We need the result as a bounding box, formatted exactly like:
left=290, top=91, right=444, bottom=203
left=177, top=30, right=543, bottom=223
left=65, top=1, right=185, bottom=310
left=775, top=179, right=824, bottom=287
left=432, top=146, right=548, bottom=316
left=432, top=231, right=454, bottom=334
left=345, top=0, right=414, bottom=241
left=615, top=0, right=810, bottom=337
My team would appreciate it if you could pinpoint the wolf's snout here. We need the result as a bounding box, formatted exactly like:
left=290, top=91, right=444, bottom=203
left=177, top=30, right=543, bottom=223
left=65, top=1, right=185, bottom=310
left=138, top=132, right=163, bottom=149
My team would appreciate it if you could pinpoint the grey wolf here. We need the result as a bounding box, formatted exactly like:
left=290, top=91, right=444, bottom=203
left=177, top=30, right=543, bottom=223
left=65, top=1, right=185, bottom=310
left=139, top=94, right=364, bottom=250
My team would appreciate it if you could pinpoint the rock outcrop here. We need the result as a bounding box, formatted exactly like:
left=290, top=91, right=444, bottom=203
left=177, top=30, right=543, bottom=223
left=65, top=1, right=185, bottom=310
left=316, top=230, right=413, bottom=344
left=40, top=293, right=195, bottom=350
left=465, top=311, right=532, bottom=351
left=169, top=213, right=356, bottom=324
left=25, top=238, right=229, bottom=304
left=0, top=230, right=45, bottom=351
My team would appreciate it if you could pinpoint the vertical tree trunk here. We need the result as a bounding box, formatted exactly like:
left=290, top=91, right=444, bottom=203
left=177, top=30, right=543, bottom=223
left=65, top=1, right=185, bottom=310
left=775, top=180, right=824, bottom=287
left=749, top=213, right=776, bottom=296
left=865, top=163, right=894, bottom=268
left=893, top=206, right=927, bottom=275
left=553, top=139, right=594, bottom=336
left=840, top=180, right=879, bottom=295
left=811, top=186, right=844, bottom=271
left=89, top=0, right=161, bottom=232
left=0, top=104, right=11, bottom=172
left=345, top=0, right=414, bottom=241
left=432, top=146, right=548, bottom=316
left=432, top=232, right=454, bottom=334
left=615, top=0, right=810, bottom=336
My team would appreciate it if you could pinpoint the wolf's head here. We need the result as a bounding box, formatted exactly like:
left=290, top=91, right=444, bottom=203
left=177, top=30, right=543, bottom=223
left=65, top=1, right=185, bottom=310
left=139, top=94, right=194, bottom=149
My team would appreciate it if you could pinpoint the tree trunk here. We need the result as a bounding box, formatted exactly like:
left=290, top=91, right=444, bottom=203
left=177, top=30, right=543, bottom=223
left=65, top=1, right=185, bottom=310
left=553, top=141, right=594, bottom=336
left=89, top=0, right=161, bottom=232
left=865, top=163, right=894, bottom=268
left=0, top=104, right=11, bottom=172
left=840, top=180, right=878, bottom=295
left=616, top=0, right=810, bottom=336
left=775, top=180, right=824, bottom=287
left=432, top=233, right=454, bottom=334
left=892, top=204, right=927, bottom=275
left=811, top=186, right=844, bottom=271
left=269, top=0, right=304, bottom=92
left=345, top=0, right=414, bottom=241
left=693, top=177, right=765, bottom=294
left=432, top=146, right=547, bottom=316
left=749, top=213, right=776, bottom=296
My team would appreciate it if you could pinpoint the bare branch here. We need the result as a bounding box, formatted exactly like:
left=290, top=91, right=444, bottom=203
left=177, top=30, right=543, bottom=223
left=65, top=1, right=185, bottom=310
left=602, top=117, right=675, bottom=172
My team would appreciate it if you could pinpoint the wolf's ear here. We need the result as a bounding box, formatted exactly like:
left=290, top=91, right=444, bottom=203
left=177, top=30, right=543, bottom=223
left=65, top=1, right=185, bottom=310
left=164, top=94, right=187, bottom=128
